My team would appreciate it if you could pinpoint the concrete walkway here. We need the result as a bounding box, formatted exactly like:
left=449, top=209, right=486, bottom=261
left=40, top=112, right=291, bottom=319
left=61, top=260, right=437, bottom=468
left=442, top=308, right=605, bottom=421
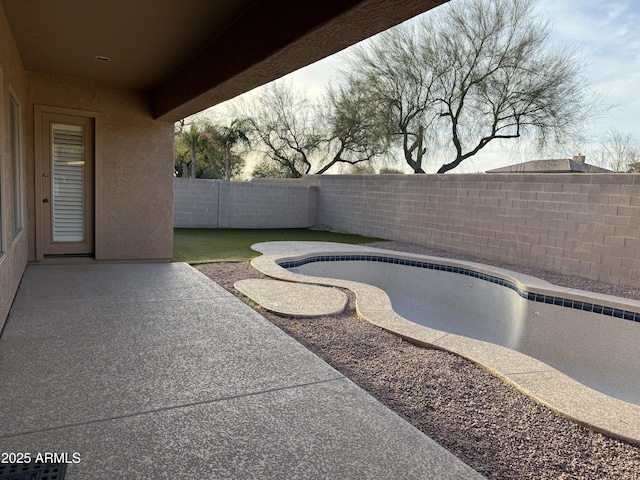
left=0, top=263, right=483, bottom=479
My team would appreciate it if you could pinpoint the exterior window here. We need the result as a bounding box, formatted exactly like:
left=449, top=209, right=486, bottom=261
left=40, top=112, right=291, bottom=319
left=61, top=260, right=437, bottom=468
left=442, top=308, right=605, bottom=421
left=10, top=93, right=23, bottom=238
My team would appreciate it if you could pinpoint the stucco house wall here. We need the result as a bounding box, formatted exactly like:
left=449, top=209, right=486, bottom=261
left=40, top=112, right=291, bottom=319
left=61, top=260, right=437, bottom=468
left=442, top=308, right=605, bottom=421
left=0, top=3, right=29, bottom=329
left=26, top=74, right=174, bottom=262
left=0, top=4, right=174, bottom=329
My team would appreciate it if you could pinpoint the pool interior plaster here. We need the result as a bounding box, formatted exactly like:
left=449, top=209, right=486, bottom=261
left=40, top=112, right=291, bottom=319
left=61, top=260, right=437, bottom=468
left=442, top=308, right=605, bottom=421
left=247, top=241, right=640, bottom=447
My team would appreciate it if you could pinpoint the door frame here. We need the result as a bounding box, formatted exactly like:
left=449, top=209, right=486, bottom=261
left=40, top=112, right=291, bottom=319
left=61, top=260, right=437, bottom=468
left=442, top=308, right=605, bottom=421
left=34, top=105, right=102, bottom=261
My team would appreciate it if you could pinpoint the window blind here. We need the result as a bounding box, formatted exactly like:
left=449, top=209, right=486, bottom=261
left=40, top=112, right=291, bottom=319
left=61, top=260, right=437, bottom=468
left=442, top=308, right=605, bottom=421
left=52, top=124, right=85, bottom=242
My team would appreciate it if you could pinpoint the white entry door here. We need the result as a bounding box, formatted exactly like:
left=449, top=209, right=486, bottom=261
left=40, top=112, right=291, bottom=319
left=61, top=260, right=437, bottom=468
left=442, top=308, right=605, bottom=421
left=41, top=113, right=95, bottom=256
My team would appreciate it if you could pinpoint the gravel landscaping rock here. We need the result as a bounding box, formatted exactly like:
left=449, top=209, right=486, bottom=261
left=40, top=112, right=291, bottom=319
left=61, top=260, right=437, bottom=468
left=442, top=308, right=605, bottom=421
left=196, top=241, right=640, bottom=479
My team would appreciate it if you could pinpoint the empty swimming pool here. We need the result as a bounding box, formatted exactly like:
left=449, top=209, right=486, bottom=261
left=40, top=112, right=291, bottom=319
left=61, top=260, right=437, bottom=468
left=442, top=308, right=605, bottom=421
left=282, top=254, right=640, bottom=406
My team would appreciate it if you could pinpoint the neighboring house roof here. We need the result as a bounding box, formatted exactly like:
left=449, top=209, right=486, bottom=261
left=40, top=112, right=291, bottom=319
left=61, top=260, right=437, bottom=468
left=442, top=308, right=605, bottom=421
left=0, top=0, right=447, bottom=122
left=486, top=156, right=612, bottom=173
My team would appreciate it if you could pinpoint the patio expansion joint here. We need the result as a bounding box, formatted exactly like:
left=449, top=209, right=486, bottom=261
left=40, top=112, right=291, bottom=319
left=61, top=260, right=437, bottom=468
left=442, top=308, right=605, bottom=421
left=0, top=375, right=345, bottom=440
left=503, top=368, right=555, bottom=376
left=8, top=295, right=223, bottom=313
left=431, top=333, right=451, bottom=345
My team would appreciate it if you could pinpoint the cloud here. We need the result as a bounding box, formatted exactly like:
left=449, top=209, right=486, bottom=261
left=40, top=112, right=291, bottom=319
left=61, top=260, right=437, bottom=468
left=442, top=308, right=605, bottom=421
left=537, top=0, right=640, bottom=142
left=281, top=53, right=347, bottom=98
left=538, top=0, right=639, bottom=63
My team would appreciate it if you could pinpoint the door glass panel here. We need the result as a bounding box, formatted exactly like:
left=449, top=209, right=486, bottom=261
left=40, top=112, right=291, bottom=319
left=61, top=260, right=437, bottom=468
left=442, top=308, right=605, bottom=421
left=51, top=123, right=85, bottom=242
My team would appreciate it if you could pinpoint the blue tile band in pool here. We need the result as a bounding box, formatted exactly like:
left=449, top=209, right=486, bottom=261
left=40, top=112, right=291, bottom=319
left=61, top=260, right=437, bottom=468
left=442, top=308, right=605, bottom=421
left=278, top=255, right=640, bottom=323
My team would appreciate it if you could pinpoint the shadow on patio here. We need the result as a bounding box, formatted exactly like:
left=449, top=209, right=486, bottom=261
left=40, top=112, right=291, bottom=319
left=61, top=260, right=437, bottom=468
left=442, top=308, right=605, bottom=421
left=0, top=263, right=482, bottom=479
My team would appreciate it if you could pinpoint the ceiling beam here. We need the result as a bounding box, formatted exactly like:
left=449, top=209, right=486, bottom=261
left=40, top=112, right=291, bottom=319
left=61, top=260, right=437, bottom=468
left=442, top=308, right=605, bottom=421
left=153, top=0, right=447, bottom=122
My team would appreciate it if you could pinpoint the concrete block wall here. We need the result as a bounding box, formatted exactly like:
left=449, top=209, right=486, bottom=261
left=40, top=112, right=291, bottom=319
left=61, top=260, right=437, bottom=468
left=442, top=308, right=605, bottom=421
left=218, top=181, right=317, bottom=228
left=272, top=173, right=640, bottom=288
left=174, top=178, right=220, bottom=227
left=174, top=178, right=317, bottom=228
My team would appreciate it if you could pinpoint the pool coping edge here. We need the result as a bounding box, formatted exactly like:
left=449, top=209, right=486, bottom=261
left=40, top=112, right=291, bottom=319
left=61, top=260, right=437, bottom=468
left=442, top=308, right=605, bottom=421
left=250, top=241, right=640, bottom=447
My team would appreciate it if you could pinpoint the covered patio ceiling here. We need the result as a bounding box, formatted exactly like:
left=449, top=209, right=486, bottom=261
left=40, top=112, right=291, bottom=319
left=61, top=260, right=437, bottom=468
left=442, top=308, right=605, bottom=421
left=1, top=0, right=447, bottom=122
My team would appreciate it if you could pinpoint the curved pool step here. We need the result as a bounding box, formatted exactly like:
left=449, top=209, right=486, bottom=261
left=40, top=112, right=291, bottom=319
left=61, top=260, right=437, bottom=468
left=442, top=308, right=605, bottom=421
left=234, top=278, right=348, bottom=317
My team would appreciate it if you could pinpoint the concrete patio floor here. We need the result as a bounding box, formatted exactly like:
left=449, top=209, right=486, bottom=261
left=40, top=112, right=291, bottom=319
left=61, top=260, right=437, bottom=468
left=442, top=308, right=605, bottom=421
left=0, top=263, right=483, bottom=479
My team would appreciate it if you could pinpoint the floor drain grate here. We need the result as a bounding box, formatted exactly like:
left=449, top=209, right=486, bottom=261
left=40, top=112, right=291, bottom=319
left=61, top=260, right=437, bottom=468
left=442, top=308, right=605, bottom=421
left=0, top=463, right=66, bottom=480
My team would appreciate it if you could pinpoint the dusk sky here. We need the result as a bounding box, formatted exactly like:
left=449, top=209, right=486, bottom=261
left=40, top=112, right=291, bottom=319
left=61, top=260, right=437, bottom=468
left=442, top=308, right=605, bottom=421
left=207, top=0, right=640, bottom=173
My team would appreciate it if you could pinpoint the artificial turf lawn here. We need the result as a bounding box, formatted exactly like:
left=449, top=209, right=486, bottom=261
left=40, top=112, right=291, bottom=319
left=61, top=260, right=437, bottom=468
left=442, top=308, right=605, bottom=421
left=172, top=228, right=384, bottom=264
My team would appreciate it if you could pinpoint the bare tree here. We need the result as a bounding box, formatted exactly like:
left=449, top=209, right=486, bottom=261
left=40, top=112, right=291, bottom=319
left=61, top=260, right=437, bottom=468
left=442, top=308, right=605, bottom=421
left=628, top=162, right=640, bottom=173
left=342, top=0, right=596, bottom=174
left=239, top=82, right=321, bottom=178
left=433, top=0, right=594, bottom=173
left=239, top=79, right=387, bottom=177
left=315, top=81, right=389, bottom=174
left=345, top=22, right=441, bottom=173
left=251, top=159, right=297, bottom=178
left=596, top=128, right=639, bottom=172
